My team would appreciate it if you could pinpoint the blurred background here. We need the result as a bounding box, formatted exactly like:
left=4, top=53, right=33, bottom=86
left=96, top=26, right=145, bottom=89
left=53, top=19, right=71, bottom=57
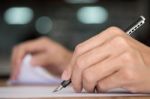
left=0, top=0, right=149, bottom=79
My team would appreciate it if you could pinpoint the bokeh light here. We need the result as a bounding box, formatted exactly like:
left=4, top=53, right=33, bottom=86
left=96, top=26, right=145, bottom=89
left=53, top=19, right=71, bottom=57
left=4, top=7, right=33, bottom=25
left=35, top=16, right=53, bottom=34
left=77, top=6, right=108, bottom=24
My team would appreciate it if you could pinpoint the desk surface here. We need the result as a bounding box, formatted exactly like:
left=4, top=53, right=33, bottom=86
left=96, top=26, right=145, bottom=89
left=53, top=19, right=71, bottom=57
left=0, top=79, right=150, bottom=99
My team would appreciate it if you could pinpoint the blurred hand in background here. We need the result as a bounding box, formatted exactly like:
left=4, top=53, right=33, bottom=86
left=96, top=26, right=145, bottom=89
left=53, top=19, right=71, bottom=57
left=11, top=37, right=72, bottom=80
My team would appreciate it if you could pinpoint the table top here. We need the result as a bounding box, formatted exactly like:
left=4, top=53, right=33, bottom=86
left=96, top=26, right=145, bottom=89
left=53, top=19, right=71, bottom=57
left=0, top=79, right=150, bottom=99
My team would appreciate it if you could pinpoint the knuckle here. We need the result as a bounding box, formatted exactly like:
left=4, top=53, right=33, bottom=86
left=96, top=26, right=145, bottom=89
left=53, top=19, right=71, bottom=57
left=16, top=44, right=24, bottom=50
left=38, top=37, right=53, bottom=47
left=74, top=44, right=82, bottom=55
left=38, top=37, right=50, bottom=44
left=110, top=36, right=129, bottom=50
left=121, top=52, right=135, bottom=65
left=107, top=26, right=124, bottom=35
left=108, top=26, right=120, bottom=31
left=40, top=36, right=49, bottom=41
left=122, top=69, right=135, bottom=81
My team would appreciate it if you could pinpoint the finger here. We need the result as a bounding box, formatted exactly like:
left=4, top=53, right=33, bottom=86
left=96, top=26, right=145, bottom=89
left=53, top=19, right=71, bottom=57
left=11, top=44, right=30, bottom=80
left=71, top=35, right=130, bottom=92
left=70, top=39, right=112, bottom=92
left=11, top=46, right=21, bottom=80
left=10, top=38, right=47, bottom=80
left=96, top=49, right=146, bottom=93
left=82, top=46, right=136, bottom=92
left=62, top=27, right=125, bottom=80
left=96, top=71, right=126, bottom=92
left=82, top=54, right=125, bottom=92
left=70, top=45, right=112, bottom=91
left=11, top=42, right=36, bottom=79
left=13, top=41, right=40, bottom=66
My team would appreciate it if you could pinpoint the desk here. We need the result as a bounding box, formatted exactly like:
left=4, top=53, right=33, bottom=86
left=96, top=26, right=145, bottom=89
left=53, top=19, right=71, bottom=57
left=0, top=80, right=150, bottom=99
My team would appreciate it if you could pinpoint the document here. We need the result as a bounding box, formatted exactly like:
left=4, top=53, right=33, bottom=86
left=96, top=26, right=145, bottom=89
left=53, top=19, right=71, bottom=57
left=0, top=86, right=149, bottom=98
left=8, top=54, right=61, bottom=84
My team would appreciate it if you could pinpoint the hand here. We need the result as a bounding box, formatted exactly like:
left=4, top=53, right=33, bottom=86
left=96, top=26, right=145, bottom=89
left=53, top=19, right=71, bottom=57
left=11, top=37, right=72, bottom=80
left=62, top=27, right=150, bottom=93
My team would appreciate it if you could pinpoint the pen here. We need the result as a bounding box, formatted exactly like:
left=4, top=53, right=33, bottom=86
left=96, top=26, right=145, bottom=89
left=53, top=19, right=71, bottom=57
left=53, top=16, right=146, bottom=92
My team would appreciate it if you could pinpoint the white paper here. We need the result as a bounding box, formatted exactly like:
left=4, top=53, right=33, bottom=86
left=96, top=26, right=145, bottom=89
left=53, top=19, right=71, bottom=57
left=5, top=54, right=149, bottom=98
left=8, top=54, right=61, bottom=84
left=0, top=86, right=149, bottom=98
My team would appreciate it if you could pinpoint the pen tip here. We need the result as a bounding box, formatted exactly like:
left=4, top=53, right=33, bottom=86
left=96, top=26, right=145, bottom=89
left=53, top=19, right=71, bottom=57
left=53, top=89, right=58, bottom=92
left=52, top=85, right=63, bottom=93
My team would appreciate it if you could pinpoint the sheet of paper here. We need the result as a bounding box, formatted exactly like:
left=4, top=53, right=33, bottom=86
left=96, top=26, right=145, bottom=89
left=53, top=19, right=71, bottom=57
left=5, top=54, right=149, bottom=98
left=8, top=54, right=61, bottom=84
left=0, top=86, right=149, bottom=98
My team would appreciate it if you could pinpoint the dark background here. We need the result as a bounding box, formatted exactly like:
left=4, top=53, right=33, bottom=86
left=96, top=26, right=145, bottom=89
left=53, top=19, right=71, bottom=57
left=0, top=0, right=149, bottom=78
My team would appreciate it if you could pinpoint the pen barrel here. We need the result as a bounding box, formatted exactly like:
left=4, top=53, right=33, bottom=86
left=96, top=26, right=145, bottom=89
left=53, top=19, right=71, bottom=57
left=61, top=80, right=71, bottom=87
left=125, top=16, right=145, bottom=35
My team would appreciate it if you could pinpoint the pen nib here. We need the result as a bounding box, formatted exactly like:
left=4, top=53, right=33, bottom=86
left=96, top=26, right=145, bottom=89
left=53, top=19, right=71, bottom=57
left=53, top=85, right=63, bottom=92
left=53, top=80, right=71, bottom=92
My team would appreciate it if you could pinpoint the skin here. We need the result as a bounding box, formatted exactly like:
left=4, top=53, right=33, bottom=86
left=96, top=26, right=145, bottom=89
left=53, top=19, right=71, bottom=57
left=62, top=27, right=150, bottom=93
left=11, top=37, right=72, bottom=80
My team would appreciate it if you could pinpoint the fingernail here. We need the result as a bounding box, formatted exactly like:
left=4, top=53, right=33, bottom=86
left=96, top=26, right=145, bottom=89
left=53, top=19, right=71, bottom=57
left=61, top=70, right=70, bottom=80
